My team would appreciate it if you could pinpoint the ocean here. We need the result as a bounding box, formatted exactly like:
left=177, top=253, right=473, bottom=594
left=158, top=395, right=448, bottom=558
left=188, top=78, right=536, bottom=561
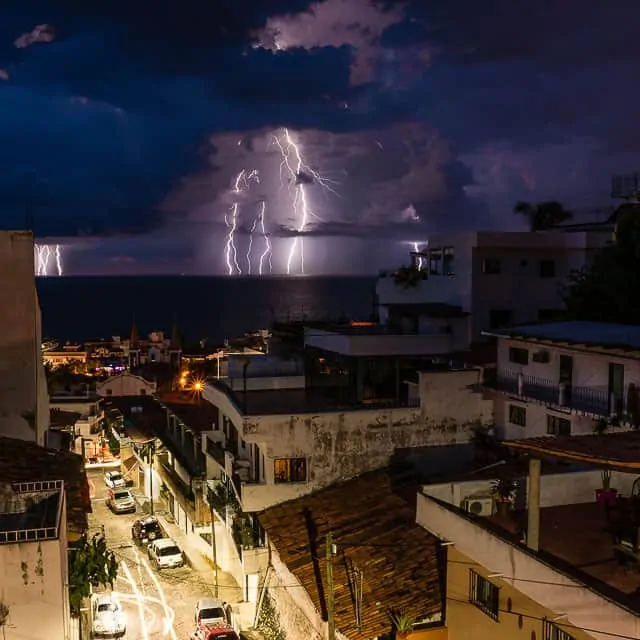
left=36, top=275, right=377, bottom=343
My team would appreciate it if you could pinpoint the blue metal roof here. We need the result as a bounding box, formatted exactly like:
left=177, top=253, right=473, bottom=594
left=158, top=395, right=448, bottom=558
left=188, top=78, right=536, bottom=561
left=486, top=321, right=640, bottom=350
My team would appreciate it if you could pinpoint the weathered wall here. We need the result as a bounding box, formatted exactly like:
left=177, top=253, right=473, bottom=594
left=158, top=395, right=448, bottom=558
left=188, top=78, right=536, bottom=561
left=265, top=544, right=325, bottom=640
left=97, top=372, right=157, bottom=396
left=0, top=231, right=48, bottom=445
left=0, top=537, right=69, bottom=640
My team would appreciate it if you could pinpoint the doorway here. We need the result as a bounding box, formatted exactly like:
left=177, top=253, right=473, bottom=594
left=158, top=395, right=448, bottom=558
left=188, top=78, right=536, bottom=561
left=559, top=355, right=573, bottom=402
left=609, top=363, right=625, bottom=414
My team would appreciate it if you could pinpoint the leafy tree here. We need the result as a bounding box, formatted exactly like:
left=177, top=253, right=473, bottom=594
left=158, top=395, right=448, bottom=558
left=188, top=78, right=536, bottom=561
left=68, top=532, right=118, bottom=617
left=562, top=204, right=640, bottom=323
left=514, top=200, right=573, bottom=231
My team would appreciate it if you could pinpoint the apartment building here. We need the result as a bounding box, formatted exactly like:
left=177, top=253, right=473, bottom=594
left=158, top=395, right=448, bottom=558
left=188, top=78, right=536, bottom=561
left=376, top=230, right=610, bottom=344
left=50, top=394, right=103, bottom=439
left=0, top=480, right=72, bottom=640
left=417, top=431, right=640, bottom=640
left=483, top=321, right=640, bottom=440
left=0, top=231, right=49, bottom=444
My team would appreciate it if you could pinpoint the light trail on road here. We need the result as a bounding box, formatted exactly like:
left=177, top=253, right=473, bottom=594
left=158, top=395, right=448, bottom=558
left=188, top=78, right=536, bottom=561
left=121, top=560, right=150, bottom=640
left=134, top=547, right=179, bottom=639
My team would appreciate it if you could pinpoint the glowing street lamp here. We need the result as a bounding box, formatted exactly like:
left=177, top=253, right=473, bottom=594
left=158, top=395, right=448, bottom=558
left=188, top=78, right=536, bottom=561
left=193, top=381, right=203, bottom=392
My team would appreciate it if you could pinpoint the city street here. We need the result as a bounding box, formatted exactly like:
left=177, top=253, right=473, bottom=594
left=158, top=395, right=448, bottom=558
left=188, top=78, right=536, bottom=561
left=87, top=469, right=237, bottom=640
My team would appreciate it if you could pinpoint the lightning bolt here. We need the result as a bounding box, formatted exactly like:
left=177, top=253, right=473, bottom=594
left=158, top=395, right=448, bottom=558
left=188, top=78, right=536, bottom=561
left=246, top=216, right=258, bottom=275
left=35, top=244, right=64, bottom=276
left=257, top=201, right=272, bottom=275
left=412, top=242, right=423, bottom=270
left=54, top=244, right=63, bottom=275
left=224, top=169, right=259, bottom=275
left=272, top=128, right=337, bottom=275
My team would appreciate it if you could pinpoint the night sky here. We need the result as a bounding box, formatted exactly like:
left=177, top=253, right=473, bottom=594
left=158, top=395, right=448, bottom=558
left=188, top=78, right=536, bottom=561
left=3, top=0, right=640, bottom=275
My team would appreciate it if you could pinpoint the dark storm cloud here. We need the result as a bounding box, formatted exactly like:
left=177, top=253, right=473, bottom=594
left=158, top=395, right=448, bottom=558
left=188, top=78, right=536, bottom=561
left=3, top=0, right=640, bottom=274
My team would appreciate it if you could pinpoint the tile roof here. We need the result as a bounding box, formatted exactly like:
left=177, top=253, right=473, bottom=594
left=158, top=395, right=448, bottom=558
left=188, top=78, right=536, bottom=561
left=0, top=437, right=90, bottom=540
left=259, top=469, right=443, bottom=640
left=504, top=432, right=640, bottom=470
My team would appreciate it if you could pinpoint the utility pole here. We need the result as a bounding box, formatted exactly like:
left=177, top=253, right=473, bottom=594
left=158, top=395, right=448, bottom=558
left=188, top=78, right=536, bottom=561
left=148, top=441, right=155, bottom=516
left=326, top=533, right=336, bottom=640
left=209, top=502, right=219, bottom=597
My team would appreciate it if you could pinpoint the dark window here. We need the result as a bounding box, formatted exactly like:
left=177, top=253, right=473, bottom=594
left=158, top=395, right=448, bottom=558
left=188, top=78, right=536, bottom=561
left=274, top=458, right=307, bottom=483
left=538, top=309, right=563, bottom=322
left=443, top=247, right=455, bottom=275
left=429, top=249, right=442, bottom=275
left=539, top=260, right=556, bottom=278
left=482, top=258, right=501, bottom=275
left=543, top=619, right=575, bottom=640
left=547, top=415, right=571, bottom=436
left=509, top=405, right=527, bottom=427
left=509, top=347, right=529, bottom=365
left=106, top=389, right=113, bottom=396
left=140, top=388, right=147, bottom=395
left=489, top=310, right=513, bottom=330
left=469, top=570, right=500, bottom=620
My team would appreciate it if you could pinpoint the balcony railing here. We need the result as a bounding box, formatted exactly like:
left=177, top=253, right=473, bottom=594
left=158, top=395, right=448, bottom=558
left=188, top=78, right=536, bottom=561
left=205, top=438, right=225, bottom=468
left=486, top=369, right=622, bottom=417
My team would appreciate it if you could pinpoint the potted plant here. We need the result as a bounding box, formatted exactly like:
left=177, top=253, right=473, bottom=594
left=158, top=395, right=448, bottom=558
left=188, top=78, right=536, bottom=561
left=390, top=610, right=415, bottom=640
left=595, top=469, right=618, bottom=507
left=491, top=476, right=517, bottom=518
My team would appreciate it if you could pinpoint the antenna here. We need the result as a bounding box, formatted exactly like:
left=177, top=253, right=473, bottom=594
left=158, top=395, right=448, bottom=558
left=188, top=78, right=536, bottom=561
left=611, top=172, right=640, bottom=202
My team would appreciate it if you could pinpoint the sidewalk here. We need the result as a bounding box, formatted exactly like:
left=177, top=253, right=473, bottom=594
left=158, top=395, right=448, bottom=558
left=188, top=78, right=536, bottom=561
left=131, top=491, right=242, bottom=604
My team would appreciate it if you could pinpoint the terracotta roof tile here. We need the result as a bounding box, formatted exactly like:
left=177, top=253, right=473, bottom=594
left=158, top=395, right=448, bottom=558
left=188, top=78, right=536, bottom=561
left=259, top=469, right=443, bottom=640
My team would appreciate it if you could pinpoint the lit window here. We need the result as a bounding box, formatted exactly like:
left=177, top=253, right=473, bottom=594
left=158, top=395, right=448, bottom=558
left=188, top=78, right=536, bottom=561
left=274, top=458, right=307, bottom=483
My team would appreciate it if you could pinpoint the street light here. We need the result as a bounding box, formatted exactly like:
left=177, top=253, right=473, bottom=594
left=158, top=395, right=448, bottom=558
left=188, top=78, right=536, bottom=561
left=193, top=381, right=203, bottom=392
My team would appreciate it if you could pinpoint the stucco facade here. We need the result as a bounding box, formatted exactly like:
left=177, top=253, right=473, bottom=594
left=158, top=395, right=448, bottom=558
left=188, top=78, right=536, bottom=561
left=0, top=481, right=71, bottom=640
left=203, top=368, right=492, bottom=513
left=97, top=372, right=157, bottom=397
left=0, top=231, right=49, bottom=445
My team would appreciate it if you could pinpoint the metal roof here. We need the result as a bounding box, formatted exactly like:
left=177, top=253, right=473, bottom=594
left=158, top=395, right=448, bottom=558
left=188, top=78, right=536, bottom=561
left=483, top=321, right=640, bottom=351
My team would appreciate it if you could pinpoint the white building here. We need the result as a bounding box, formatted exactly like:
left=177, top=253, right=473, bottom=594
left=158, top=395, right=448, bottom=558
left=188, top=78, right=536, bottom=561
left=50, top=394, right=103, bottom=440
left=376, top=230, right=611, bottom=343
left=0, top=480, right=71, bottom=640
left=483, top=321, right=640, bottom=440
left=0, top=231, right=49, bottom=444
left=97, top=372, right=157, bottom=397
left=417, top=434, right=640, bottom=640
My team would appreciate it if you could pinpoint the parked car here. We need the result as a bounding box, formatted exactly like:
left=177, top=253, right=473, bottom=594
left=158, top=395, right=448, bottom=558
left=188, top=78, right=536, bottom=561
left=91, top=594, right=126, bottom=637
left=131, top=516, right=164, bottom=546
left=104, top=471, right=126, bottom=489
left=194, top=598, right=228, bottom=626
left=106, top=489, right=136, bottom=514
left=190, top=624, right=239, bottom=640
left=148, top=538, right=185, bottom=569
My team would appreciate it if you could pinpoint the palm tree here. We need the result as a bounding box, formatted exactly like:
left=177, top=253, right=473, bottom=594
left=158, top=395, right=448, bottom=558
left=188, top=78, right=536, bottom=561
left=514, top=201, right=573, bottom=231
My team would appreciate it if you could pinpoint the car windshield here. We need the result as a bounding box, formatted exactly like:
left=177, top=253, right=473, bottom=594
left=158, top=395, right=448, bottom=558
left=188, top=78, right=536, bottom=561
left=110, top=474, right=122, bottom=481
left=158, top=545, right=180, bottom=556
left=97, top=603, right=118, bottom=613
left=200, top=608, right=225, bottom=620
left=209, top=634, right=235, bottom=640
left=143, top=523, right=161, bottom=534
left=114, top=492, right=130, bottom=500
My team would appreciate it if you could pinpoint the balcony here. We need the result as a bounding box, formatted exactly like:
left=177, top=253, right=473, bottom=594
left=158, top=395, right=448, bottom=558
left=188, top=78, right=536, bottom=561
left=486, top=368, right=620, bottom=417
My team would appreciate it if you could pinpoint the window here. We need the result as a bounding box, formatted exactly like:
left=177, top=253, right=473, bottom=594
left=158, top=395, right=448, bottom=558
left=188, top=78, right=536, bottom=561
left=539, top=260, right=556, bottom=278
left=140, top=388, right=147, bottom=395
left=489, top=309, right=513, bottom=330
left=442, top=247, right=455, bottom=275
left=274, top=458, right=307, bottom=483
left=469, top=570, right=500, bottom=620
left=547, top=414, right=571, bottom=436
left=543, top=619, right=575, bottom=640
left=482, top=258, right=501, bottom=274
left=509, top=347, right=529, bottom=365
left=509, top=404, right=527, bottom=427
left=429, top=248, right=442, bottom=275
left=538, top=309, right=563, bottom=322
left=106, top=389, right=113, bottom=396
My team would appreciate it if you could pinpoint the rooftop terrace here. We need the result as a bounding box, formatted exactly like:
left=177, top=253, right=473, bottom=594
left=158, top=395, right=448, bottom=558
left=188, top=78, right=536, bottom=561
left=0, top=480, right=64, bottom=544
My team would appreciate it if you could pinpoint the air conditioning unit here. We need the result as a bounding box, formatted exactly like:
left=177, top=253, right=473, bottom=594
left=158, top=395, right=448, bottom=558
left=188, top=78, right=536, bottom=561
left=463, top=495, right=494, bottom=517
left=532, top=350, right=550, bottom=363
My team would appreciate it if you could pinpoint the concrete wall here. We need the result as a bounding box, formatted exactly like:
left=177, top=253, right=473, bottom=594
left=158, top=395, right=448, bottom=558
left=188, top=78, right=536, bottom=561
left=205, top=370, right=489, bottom=512
left=266, top=544, right=326, bottom=640
left=0, top=231, right=49, bottom=445
left=445, top=546, right=594, bottom=640
left=422, top=469, right=638, bottom=511
left=0, top=535, right=70, bottom=640
left=416, top=493, right=640, bottom=640
left=97, top=373, right=157, bottom=396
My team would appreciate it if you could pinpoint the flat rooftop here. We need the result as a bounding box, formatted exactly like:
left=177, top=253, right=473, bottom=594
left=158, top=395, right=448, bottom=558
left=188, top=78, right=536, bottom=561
left=0, top=482, right=63, bottom=543
left=488, top=502, right=640, bottom=613
left=158, top=391, right=219, bottom=432
left=485, top=321, right=640, bottom=351
left=210, top=382, right=414, bottom=416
